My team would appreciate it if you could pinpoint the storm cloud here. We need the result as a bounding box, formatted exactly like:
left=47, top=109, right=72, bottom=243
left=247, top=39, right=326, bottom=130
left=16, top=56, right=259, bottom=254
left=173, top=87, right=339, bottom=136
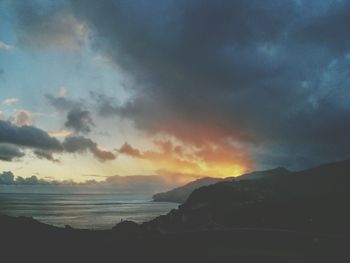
left=73, top=0, right=350, bottom=169
left=9, top=0, right=350, bottom=169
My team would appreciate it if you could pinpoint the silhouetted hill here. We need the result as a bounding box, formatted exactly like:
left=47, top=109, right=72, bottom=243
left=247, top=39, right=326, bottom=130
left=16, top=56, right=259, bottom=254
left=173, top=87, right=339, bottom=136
left=145, top=159, right=350, bottom=234
left=152, top=167, right=290, bottom=203
left=152, top=177, right=223, bottom=203
left=237, top=167, right=290, bottom=180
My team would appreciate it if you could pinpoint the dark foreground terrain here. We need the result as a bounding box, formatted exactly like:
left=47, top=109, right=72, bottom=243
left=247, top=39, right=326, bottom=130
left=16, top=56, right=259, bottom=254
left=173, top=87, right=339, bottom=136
left=1, top=159, right=350, bottom=262
left=1, top=214, right=349, bottom=263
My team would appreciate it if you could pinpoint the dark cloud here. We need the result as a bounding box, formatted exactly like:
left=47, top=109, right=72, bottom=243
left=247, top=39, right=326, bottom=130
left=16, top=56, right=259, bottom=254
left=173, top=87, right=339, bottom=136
left=0, top=171, right=15, bottom=184
left=0, top=171, right=48, bottom=185
left=11, top=0, right=350, bottom=169
left=15, top=175, right=40, bottom=185
left=0, top=144, right=25, bottom=161
left=65, top=108, right=95, bottom=134
left=296, top=2, right=350, bottom=54
left=0, top=120, right=62, bottom=151
left=45, top=94, right=80, bottom=111
left=46, top=94, right=96, bottom=134
left=10, top=1, right=87, bottom=50
left=0, top=120, right=114, bottom=162
left=72, top=0, right=350, bottom=169
left=119, top=142, right=142, bottom=158
left=0, top=172, right=51, bottom=185
left=33, top=150, right=59, bottom=162
left=62, top=136, right=116, bottom=161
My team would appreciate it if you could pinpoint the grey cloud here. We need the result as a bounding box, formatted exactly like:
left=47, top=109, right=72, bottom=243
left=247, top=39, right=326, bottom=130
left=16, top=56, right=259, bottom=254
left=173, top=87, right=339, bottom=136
left=0, top=120, right=114, bottom=162
left=0, top=172, right=41, bottom=185
left=0, top=120, right=62, bottom=151
left=33, top=150, right=59, bottom=163
left=15, top=175, right=40, bottom=185
left=0, top=144, right=24, bottom=161
left=46, top=93, right=96, bottom=134
left=0, top=171, right=15, bottom=184
left=62, top=136, right=116, bottom=161
left=45, top=94, right=80, bottom=111
left=0, top=172, right=53, bottom=185
left=73, top=0, right=350, bottom=169
left=10, top=1, right=87, bottom=50
left=0, top=171, right=180, bottom=192
left=296, top=1, right=350, bottom=54
left=65, top=108, right=95, bottom=134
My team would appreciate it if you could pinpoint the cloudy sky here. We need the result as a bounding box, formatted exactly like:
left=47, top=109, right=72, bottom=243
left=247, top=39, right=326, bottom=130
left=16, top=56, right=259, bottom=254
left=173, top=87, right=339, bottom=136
left=0, top=0, right=349, bottom=182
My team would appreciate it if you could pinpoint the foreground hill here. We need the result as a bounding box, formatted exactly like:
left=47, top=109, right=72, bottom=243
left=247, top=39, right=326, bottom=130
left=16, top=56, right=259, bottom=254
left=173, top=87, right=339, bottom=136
left=152, top=167, right=290, bottom=203
left=1, top=213, right=348, bottom=263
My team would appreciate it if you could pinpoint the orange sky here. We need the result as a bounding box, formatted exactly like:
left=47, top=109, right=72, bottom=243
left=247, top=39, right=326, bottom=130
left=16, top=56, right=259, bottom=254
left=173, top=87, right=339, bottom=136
left=118, top=125, right=252, bottom=182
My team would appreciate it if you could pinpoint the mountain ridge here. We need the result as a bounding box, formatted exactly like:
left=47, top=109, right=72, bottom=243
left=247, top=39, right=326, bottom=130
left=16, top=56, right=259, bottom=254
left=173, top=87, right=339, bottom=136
left=145, top=158, right=350, bottom=234
left=153, top=167, right=291, bottom=203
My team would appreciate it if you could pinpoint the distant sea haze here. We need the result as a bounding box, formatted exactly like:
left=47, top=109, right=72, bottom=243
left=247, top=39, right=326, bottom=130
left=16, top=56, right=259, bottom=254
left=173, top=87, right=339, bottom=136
left=0, top=185, right=178, bottom=229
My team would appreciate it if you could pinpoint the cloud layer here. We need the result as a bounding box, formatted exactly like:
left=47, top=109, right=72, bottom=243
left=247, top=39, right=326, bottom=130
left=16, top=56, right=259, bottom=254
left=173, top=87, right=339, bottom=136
left=71, top=0, right=350, bottom=169
left=0, top=120, right=115, bottom=162
left=6, top=0, right=350, bottom=172
left=0, top=171, right=181, bottom=193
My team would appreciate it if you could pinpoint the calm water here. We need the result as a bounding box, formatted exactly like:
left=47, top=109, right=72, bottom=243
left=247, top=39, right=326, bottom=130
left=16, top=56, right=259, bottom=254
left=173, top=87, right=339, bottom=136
left=0, top=185, right=178, bottom=229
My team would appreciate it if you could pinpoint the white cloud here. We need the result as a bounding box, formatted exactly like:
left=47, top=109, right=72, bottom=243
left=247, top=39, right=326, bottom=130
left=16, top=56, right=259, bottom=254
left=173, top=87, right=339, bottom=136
left=58, top=87, right=67, bottom=97
left=3, top=98, right=19, bottom=106
left=0, top=41, right=14, bottom=50
left=18, top=12, right=89, bottom=50
left=9, top=110, right=33, bottom=126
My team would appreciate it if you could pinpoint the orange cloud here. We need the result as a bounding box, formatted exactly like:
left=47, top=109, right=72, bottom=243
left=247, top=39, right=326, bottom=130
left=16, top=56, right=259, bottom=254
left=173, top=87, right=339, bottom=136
left=118, top=129, right=252, bottom=180
left=153, top=120, right=256, bottom=147
left=48, top=129, right=72, bottom=138
left=119, top=142, right=142, bottom=158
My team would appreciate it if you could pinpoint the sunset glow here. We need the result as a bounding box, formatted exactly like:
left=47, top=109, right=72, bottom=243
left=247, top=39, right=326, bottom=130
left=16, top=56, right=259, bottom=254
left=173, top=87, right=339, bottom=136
left=1, top=0, right=349, bottom=183
left=1, top=2, right=349, bottom=260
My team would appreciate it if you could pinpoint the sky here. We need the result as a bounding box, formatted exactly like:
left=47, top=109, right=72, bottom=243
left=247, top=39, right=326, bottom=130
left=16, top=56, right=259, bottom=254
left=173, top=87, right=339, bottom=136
left=0, top=0, right=350, bottom=183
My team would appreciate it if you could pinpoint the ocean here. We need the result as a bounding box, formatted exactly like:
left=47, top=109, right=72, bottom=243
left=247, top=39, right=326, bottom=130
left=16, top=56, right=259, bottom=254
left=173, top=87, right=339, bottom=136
left=0, top=185, right=178, bottom=229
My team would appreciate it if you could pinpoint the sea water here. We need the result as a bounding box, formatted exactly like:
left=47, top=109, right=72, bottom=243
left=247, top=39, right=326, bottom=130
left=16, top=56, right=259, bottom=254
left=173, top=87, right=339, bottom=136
left=0, top=185, right=178, bottom=229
